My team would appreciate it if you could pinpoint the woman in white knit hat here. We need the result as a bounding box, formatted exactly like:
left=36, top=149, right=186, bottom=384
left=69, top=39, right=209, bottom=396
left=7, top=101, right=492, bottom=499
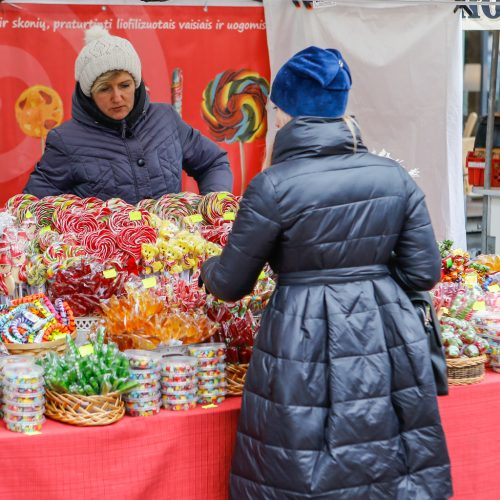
left=24, top=26, right=233, bottom=204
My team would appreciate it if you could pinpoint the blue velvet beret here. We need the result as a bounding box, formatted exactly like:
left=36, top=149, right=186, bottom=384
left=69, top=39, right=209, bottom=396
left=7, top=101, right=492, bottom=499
left=270, top=46, right=352, bottom=118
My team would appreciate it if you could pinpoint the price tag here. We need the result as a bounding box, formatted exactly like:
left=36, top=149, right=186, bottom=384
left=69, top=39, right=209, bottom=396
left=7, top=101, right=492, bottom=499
left=473, top=301, right=486, bottom=311
left=223, top=212, right=236, bottom=221
left=78, top=344, right=94, bottom=357
left=217, top=193, right=228, bottom=201
left=52, top=333, right=67, bottom=340
left=464, top=273, right=478, bottom=287
left=258, top=271, right=266, bottom=280
left=489, top=284, right=500, bottom=293
left=142, top=276, right=157, bottom=289
left=25, top=211, right=33, bottom=219
left=40, top=226, right=51, bottom=234
left=103, top=268, right=117, bottom=279
left=202, top=404, right=218, bottom=409
left=440, top=307, right=449, bottom=315
left=187, top=214, right=203, bottom=223
left=129, top=211, right=142, bottom=221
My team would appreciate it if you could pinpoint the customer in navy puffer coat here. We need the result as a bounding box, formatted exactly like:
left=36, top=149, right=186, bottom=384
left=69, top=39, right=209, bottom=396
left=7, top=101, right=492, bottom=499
left=201, top=47, right=452, bottom=499
left=24, top=26, right=232, bottom=204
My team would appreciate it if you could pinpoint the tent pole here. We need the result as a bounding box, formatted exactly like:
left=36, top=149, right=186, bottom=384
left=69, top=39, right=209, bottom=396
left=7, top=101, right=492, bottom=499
left=481, top=30, right=499, bottom=254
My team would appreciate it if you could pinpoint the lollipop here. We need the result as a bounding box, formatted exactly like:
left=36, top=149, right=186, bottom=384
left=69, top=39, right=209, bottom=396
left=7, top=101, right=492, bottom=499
left=202, top=69, right=269, bottom=193
left=198, top=192, right=239, bottom=224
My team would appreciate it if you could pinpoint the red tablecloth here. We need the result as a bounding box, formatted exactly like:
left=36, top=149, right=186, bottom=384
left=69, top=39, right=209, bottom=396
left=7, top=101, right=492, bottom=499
left=0, top=373, right=498, bottom=500
left=438, top=370, right=500, bottom=500
left=0, top=398, right=240, bottom=500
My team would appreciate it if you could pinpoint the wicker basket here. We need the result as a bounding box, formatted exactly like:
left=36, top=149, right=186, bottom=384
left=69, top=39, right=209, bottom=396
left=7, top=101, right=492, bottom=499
left=74, top=316, right=102, bottom=345
left=446, top=355, right=487, bottom=385
left=225, top=363, right=249, bottom=396
left=4, top=331, right=77, bottom=357
left=45, top=390, right=125, bottom=426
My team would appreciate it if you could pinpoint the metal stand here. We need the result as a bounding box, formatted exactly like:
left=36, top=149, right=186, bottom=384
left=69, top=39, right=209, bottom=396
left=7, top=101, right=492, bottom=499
left=481, top=30, right=500, bottom=253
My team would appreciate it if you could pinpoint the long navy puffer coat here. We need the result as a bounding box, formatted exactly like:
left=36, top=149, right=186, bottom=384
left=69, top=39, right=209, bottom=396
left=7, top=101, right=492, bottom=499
left=201, top=117, right=452, bottom=499
left=24, top=84, right=232, bottom=204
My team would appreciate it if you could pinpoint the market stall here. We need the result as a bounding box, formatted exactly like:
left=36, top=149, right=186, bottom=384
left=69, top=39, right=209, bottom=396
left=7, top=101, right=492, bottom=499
left=1, top=1, right=500, bottom=500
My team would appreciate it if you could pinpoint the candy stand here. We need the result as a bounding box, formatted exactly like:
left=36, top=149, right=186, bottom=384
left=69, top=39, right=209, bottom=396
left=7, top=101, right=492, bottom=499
left=0, top=2, right=499, bottom=500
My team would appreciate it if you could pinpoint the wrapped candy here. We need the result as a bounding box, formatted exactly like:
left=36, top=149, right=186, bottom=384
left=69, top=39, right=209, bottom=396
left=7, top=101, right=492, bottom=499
left=47, top=260, right=130, bottom=316
left=101, top=286, right=217, bottom=351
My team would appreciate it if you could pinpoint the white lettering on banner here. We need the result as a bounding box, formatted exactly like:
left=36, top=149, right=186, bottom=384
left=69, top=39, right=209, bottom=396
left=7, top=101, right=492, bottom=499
left=226, top=21, right=266, bottom=33
left=12, top=17, right=49, bottom=31
left=2, top=16, right=269, bottom=33
left=178, top=20, right=213, bottom=30
left=52, top=19, right=113, bottom=33
left=116, top=18, right=176, bottom=30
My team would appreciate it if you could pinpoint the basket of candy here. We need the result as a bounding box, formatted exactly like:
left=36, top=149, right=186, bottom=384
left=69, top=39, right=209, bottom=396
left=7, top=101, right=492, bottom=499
left=1, top=293, right=76, bottom=357
left=41, top=329, right=135, bottom=426
left=45, top=390, right=125, bottom=426
left=446, top=355, right=488, bottom=385
left=225, top=363, right=249, bottom=396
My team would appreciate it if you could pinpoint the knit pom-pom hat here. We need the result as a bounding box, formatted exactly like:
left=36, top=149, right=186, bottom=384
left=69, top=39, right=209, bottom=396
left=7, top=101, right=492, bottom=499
left=75, top=25, right=142, bottom=97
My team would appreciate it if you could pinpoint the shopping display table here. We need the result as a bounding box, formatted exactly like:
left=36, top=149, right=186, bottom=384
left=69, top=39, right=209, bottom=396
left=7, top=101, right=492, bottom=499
left=0, top=397, right=240, bottom=500
left=0, top=373, right=499, bottom=500
left=438, top=370, right=500, bottom=500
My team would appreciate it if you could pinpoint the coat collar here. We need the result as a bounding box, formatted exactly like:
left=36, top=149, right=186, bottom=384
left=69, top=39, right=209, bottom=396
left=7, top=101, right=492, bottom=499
left=72, top=81, right=150, bottom=134
left=271, top=116, right=367, bottom=165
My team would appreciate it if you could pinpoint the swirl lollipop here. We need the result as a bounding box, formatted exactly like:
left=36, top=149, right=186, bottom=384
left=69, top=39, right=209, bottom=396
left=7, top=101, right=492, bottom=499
left=202, top=70, right=269, bottom=194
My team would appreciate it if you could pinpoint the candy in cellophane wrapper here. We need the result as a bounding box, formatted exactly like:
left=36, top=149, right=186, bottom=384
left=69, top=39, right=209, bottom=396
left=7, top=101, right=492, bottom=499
left=206, top=298, right=257, bottom=364
left=100, top=280, right=217, bottom=351
left=432, top=283, right=490, bottom=359
left=46, top=259, right=130, bottom=316
left=431, top=282, right=485, bottom=319
left=0, top=211, right=32, bottom=297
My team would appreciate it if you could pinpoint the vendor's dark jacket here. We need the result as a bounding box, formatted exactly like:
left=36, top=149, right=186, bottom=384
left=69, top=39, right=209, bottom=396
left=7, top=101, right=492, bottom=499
left=24, top=83, right=232, bottom=204
left=202, top=117, right=452, bottom=499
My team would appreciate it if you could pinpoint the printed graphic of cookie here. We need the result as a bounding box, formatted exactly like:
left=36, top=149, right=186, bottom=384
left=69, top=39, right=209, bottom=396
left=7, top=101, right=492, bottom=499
left=15, top=85, right=64, bottom=139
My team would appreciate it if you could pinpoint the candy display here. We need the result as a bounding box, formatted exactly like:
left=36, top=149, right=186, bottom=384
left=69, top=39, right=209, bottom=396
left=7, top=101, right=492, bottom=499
left=40, top=328, right=136, bottom=396
left=47, top=260, right=131, bottom=316
left=0, top=293, right=75, bottom=344
left=101, top=287, right=217, bottom=350
left=2, top=364, right=45, bottom=433
left=0, top=355, right=36, bottom=418
left=160, top=356, right=198, bottom=411
left=188, top=343, right=227, bottom=404
left=122, top=349, right=162, bottom=417
left=438, top=240, right=490, bottom=287
left=124, top=349, right=162, bottom=370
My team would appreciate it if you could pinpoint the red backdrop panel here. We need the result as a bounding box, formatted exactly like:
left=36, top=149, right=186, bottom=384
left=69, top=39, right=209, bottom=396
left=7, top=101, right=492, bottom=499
left=0, top=4, right=270, bottom=204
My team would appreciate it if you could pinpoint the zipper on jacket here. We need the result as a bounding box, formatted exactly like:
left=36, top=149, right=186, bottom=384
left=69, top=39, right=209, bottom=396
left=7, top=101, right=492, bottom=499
left=121, top=120, right=127, bottom=139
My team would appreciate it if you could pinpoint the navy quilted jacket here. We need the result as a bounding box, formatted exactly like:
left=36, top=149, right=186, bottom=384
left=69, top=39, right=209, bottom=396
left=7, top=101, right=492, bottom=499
left=202, top=117, right=452, bottom=499
left=24, top=89, right=232, bottom=204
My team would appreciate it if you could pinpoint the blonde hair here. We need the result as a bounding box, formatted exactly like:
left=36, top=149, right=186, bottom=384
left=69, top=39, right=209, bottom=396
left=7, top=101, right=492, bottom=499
left=262, top=112, right=360, bottom=171
left=90, top=70, right=135, bottom=95
left=342, top=115, right=360, bottom=154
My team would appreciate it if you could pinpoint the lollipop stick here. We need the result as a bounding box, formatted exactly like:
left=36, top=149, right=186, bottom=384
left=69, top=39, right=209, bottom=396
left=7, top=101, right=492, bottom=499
left=41, top=136, right=46, bottom=154
left=239, top=141, right=246, bottom=195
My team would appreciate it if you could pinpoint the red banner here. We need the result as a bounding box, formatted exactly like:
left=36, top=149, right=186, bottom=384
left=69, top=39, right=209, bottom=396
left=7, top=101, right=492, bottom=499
left=0, top=3, right=270, bottom=204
